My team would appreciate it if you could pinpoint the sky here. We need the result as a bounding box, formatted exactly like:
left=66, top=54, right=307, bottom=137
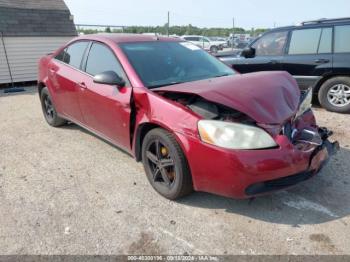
left=64, top=0, right=350, bottom=29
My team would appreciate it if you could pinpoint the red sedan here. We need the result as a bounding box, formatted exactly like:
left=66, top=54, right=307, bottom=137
left=38, top=34, right=338, bottom=199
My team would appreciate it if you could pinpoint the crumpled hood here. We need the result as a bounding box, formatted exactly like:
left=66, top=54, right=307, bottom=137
left=154, top=71, right=300, bottom=124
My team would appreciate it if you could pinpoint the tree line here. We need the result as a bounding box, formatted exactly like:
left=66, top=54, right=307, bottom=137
left=77, top=24, right=269, bottom=37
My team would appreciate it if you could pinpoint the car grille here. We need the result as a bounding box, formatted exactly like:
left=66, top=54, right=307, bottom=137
left=282, top=121, right=293, bottom=141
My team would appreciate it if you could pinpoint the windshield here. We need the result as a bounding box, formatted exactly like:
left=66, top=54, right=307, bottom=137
left=119, top=41, right=234, bottom=88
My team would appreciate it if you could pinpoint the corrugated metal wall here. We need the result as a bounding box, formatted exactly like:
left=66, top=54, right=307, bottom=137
left=0, top=36, right=73, bottom=84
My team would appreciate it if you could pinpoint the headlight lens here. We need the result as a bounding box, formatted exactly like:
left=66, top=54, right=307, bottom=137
left=198, top=120, right=278, bottom=150
left=295, top=88, right=312, bottom=119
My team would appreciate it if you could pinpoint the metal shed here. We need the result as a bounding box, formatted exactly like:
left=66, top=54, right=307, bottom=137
left=0, top=0, right=77, bottom=84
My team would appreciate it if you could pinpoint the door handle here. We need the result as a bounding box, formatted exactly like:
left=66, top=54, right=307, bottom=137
left=315, top=59, right=329, bottom=64
left=269, top=59, right=279, bottom=64
left=77, top=82, right=87, bottom=89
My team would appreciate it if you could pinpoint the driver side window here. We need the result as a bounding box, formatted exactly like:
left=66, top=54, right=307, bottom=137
left=85, top=42, right=126, bottom=78
left=252, top=31, right=288, bottom=56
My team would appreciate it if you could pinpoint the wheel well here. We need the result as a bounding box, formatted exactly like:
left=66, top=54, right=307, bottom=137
left=38, top=82, right=46, bottom=95
left=134, top=123, right=162, bottom=162
left=314, top=74, right=350, bottom=94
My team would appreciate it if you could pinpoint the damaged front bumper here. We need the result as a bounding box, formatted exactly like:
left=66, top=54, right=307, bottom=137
left=175, top=125, right=339, bottom=199
left=245, top=127, right=339, bottom=196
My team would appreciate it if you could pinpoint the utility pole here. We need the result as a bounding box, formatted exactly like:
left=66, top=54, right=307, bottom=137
left=232, top=17, right=235, bottom=50
left=167, top=11, right=170, bottom=37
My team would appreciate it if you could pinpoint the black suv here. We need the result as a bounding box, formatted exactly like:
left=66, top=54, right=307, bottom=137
left=219, top=18, right=350, bottom=113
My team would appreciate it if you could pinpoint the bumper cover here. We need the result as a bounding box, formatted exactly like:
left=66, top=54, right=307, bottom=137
left=245, top=139, right=339, bottom=196
left=176, top=127, right=339, bottom=199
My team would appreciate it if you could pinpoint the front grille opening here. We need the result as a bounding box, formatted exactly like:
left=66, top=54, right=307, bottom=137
left=281, top=121, right=293, bottom=141
left=245, top=171, right=314, bottom=196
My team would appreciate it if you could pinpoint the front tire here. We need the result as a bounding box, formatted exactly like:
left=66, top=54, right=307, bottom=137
left=40, top=87, right=66, bottom=127
left=210, top=45, right=218, bottom=53
left=141, top=128, right=193, bottom=200
left=318, top=76, right=350, bottom=113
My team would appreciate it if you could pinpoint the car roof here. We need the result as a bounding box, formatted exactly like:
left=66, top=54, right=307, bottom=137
left=267, top=17, right=350, bottom=33
left=74, top=33, right=182, bottom=44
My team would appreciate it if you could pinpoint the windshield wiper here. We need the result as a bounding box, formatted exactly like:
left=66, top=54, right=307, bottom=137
left=148, top=81, right=184, bottom=89
left=213, top=73, right=231, bottom=78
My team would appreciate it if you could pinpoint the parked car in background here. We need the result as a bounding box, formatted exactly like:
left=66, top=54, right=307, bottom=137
left=228, top=37, right=250, bottom=49
left=38, top=34, right=337, bottom=200
left=218, top=18, right=350, bottom=113
left=181, top=35, right=224, bottom=53
left=208, top=37, right=228, bottom=48
left=227, top=34, right=252, bottom=49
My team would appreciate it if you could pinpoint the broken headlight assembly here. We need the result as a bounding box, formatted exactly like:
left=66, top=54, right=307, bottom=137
left=295, top=88, right=313, bottom=119
left=198, top=120, right=278, bottom=150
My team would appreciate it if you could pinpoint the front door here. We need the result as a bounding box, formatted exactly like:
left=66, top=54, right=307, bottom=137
left=233, top=30, right=288, bottom=73
left=78, top=42, right=133, bottom=151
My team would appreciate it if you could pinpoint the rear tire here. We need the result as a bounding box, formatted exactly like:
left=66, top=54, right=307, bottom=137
left=318, top=76, right=350, bottom=113
left=141, top=128, right=193, bottom=200
left=40, top=87, right=66, bottom=127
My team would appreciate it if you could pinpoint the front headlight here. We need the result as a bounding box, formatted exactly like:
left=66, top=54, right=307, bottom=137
left=198, top=120, right=278, bottom=150
left=295, top=88, right=312, bottom=119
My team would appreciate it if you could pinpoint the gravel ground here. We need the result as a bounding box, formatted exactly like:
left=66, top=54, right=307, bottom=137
left=0, top=87, right=349, bottom=255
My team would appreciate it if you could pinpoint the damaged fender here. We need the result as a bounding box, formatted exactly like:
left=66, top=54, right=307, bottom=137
left=130, top=87, right=201, bottom=161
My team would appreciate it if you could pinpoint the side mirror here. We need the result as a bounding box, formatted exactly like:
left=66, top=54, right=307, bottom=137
left=241, top=47, right=255, bottom=58
left=93, top=71, right=125, bottom=87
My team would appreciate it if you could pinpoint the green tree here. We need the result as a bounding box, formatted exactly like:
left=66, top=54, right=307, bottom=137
left=77, top=24, right=269, bottom=37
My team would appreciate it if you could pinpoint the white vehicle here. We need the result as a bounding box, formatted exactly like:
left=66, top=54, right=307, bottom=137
left=208, top=37, right=228, bottom=48
left=181, top=35, right=223, bottom=53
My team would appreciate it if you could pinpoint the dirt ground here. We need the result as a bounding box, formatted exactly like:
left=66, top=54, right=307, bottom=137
left=0, top=87, right=349, bottom=255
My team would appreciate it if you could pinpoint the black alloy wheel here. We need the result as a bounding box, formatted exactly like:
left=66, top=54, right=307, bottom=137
left=141, top=128, right=193, bottom=199
left=43, top=94, right=54, bottom=121
left=146, top=139, right=176, bottom=188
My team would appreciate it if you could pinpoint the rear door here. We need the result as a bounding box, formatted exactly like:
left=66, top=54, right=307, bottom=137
left=78, top=42, right=133, bottom=151
left=333, top=24, right=350, bottom=75
left=49, top=41, right=90, bottom=122
left=233, top=30, right=288, bottom=73
left=282, top=27, right=333, bottom=90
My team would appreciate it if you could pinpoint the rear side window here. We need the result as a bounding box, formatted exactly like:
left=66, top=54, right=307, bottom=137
left=334, top=25, right=350, bottom=53
left=56, top=41, right=89, bottom=69
left=288, top=28, right=332, bottom=55
left=55, top=48, right=67, bottom=62
left=288, top=28, right=321, bottom=55
left=318, top=28, right=332, bottom=53
left=85, top=42, right=125, bottom=77
left=252, top=31, right=287, bottom=56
